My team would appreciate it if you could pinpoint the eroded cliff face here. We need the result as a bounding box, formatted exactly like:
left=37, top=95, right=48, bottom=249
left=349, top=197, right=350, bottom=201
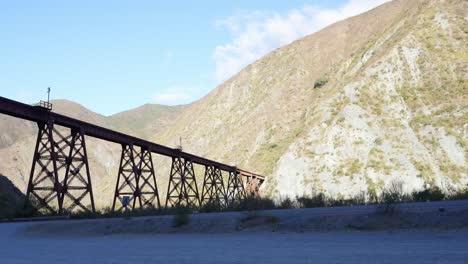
left=155, top=0, right=467, bottom=199
left=273, top=0, right=467, bottom=198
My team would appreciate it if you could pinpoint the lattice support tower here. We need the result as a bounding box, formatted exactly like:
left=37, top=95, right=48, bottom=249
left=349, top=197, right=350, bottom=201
left=165, top=156, right=200, bottom=208
left=25, top=121, right=95, bottom=214
left=137, top=147, right=161, bottom=209
left=245, top=175, right=264, bottom=197
left=59, top=128, right=95, bottom=213
left=226, top=170, right=246, bottom=205
left=201, top=165, right=227, bottom=208
left=112, top=144, right=140, bottom=211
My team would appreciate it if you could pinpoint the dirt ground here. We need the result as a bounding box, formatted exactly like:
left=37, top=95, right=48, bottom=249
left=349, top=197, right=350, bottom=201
left=1, top=201, right=467, bottom=263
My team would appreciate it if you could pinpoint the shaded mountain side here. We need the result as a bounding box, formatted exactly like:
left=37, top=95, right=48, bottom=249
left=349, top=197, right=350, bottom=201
left=0, top=174, right=32, bottom=219
left=153, top=0, right=467, bottom=198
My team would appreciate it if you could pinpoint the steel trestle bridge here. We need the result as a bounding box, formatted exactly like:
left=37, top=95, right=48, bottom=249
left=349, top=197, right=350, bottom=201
left=0, top=96, right=265, bottom=214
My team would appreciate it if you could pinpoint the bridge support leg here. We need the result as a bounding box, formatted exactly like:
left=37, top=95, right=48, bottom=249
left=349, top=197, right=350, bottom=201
left=112, top=144, right=140, bottom=212
left=226, top=171, right=246, bottom=205
left=245, top=176, right=265, bottom=197
left=201, top=166, right=227, bottom=208
left=137, top=148, right=161, bottom=209
left=112, top=145, right=161, bottom=212
left=165, top=157, right=200, bottom=208
left=25, top=121, right=61, bottom=214
left=59, top=128, right=95, bottom=213
left=25, top=122, right=95, bottom=214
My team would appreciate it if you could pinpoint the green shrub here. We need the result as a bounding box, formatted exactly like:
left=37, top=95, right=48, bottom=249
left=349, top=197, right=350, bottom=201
left=199, top=200, right=224, bottom=213
left=349, top=192, right=367, bottom=205
left=227, top=197, right=276, bottom=211
left=412, top=186, right=445, bottom=202
left=314, top=77, right=328, bottom=89
left=381, top=181, right=409, bottom=204
left=297, top=193, right=327, bottom=208
left=448, top=187, right=468, bottom=201
left=278, top=197, right=296, bottom=209
left=378, top=180, right=411, bottom=214
left=328, top=192, right=367, bottom=207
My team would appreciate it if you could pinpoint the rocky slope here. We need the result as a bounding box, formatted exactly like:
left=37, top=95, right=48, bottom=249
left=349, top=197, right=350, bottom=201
left=154, top=0, right=467, bottom=199
left=108, top=103, right=187, bottom=139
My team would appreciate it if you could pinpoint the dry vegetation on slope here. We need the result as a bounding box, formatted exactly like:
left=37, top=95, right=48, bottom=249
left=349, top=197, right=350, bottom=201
left=154, top=0, right=467, bottom=199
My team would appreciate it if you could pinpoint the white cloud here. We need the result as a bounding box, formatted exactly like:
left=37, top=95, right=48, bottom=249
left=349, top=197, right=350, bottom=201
left=153, top=86, right=198, bottom=105
left=213, top=0, right=390, bottom=82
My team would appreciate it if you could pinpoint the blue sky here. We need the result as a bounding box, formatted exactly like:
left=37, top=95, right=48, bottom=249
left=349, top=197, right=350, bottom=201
left=0, top=0, right=388, bottom=116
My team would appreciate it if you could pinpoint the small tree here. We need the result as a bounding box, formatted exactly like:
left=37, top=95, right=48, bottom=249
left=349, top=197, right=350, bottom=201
left=379, top=180, right=408, bottom=214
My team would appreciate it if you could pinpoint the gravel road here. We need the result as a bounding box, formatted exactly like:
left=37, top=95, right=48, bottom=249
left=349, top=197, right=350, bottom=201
left=1, top=201, right=467, bottom=263
left=0, top=224, right=467, bottom=264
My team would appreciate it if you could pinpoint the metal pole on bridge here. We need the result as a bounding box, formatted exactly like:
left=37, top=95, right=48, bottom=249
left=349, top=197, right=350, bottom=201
left=47, top=87, right=51, bottom=104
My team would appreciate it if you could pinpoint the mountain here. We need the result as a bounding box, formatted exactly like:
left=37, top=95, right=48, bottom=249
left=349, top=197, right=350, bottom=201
left=0, top=0, right=466, bottom=209
left=154, top=0, right=467, bottom=198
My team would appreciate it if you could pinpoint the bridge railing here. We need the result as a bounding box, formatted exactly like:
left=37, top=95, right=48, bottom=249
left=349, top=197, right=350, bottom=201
left=34, top=100, right=53, bottom=111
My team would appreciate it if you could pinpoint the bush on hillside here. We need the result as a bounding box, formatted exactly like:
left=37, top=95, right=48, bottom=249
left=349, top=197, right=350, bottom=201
left=228, top=197, right=276, bottom=211
left=412, top=186, right=445, bottom=202
left=199, top=200, right=224, bottom=213
left=314, top=77, right=328, bottom=89
left=278, top=197, right=296, bottom=209
left=297, top=193, right=327, bottom=208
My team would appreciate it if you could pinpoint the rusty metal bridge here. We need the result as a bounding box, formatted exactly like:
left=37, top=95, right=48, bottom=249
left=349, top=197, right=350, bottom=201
left=0, top=96, right=265, bottom=214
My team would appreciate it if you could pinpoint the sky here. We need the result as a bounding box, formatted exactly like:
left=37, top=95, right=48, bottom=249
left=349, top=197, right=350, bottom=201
left=0, top=0, right=389, bottom=116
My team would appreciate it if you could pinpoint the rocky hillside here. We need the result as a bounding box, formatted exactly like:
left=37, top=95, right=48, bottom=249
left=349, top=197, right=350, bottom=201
left=154, top=0, right=467, bottom=199
left=0, top=0, right=466, bottom=209
left=108, top=103, right=187, bottom=139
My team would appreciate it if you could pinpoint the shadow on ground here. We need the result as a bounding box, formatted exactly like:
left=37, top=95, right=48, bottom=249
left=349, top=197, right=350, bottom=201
left=0, top=174, right=36, bottom=219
